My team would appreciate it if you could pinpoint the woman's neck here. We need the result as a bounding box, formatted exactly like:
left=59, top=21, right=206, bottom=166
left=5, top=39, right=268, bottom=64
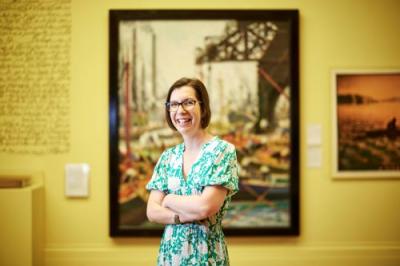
left=182, top=130, right=212, bottom=152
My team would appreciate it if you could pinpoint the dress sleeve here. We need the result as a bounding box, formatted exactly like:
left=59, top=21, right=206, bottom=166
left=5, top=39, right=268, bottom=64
left=146, top=151, right=168, bottom=193
left=203, top=144, right=239, bottom=197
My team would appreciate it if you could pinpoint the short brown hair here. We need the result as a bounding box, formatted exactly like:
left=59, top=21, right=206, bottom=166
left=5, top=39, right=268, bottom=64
left=165, top=77, right=211, bottom=131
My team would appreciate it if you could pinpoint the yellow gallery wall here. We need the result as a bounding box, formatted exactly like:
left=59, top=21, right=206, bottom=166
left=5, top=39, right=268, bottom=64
left=1, top=0, right=400, bottom=265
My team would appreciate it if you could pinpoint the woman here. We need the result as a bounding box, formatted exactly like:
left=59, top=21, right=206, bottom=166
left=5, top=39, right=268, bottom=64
left=146, top=77, right=239, bottom=265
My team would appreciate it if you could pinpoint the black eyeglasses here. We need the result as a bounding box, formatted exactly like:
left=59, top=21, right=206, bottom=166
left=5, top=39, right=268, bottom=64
left=165, top=98, right=201, bottom=112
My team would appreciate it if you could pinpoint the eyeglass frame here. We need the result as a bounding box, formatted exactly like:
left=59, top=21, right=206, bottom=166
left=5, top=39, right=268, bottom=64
left=165, top=98, right=202, bottom=112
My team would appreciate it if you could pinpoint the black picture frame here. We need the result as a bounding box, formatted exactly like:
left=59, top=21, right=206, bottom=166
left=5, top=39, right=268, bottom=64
left=109, top=9, right=300, bottom=236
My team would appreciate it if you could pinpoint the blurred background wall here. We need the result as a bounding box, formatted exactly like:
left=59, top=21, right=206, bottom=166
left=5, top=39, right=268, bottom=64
left=0, top=0, right=399, bottom=265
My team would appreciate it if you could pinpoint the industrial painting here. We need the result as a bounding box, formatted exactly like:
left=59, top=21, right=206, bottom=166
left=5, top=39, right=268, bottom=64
left=109, top=10, right=299, bottom=236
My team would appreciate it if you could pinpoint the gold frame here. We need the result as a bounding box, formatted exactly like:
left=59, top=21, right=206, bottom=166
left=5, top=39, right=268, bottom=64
left=331, top=69, right=400, bottom=179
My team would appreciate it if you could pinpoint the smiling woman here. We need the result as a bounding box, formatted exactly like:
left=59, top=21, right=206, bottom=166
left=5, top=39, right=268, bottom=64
left=146, top=77, right=239, bottom=265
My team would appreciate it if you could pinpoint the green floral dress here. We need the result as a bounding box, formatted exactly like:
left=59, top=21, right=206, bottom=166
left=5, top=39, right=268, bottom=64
left=146, top=136, right=239, bottom=266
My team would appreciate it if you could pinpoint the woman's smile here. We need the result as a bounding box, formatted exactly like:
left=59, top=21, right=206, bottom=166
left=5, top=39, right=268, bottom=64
left=175, top=117, right=192, bottom=127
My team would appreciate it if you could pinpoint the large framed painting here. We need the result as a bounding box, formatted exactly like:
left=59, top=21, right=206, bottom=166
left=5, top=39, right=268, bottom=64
left=109, top=10, right=299, bottom=236
left=332, top=70, right=400, bottom=178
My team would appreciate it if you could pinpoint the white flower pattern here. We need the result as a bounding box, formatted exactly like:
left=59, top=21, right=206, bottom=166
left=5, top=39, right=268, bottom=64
left=146, top=137, right=239, bottom=266
left=168, top=177, right=181, bottom=192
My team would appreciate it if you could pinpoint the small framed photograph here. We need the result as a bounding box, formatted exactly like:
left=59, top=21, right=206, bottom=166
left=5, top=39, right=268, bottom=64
left=332, top=69, right=400, bottom=178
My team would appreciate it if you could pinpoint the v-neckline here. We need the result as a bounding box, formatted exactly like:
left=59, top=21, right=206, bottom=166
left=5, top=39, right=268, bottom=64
left=181, top=149, right=201, bottom=181
left=180, top=136, right=217, bottom=181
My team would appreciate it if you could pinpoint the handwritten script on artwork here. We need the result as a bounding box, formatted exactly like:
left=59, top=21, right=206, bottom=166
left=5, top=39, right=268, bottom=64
left=0, top=0, right=71, bottom=154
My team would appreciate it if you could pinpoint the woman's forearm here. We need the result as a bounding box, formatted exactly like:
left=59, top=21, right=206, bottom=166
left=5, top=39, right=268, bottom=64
left=162, top=186, right=227, bottom=220
left=147, top=190, right=177, bottom=224
left=147, top=190, right=202, bottom=224
left=163, top=194, right=206, bottom=219
left=147, top=200, right=176, bottom=224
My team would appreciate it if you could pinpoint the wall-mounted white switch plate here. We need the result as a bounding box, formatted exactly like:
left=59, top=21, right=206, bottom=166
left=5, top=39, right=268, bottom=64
left=65, top=163, right=90, bottom=198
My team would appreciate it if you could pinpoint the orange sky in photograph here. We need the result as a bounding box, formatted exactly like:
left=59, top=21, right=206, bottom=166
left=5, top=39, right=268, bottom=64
left=337, top=73, right=400, bottom=100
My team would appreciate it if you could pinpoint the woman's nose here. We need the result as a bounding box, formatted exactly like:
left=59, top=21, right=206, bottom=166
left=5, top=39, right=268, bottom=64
left=176, top=104, right=187, bottom=113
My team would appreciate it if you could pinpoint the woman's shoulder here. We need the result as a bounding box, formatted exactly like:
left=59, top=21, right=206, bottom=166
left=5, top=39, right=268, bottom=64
left=159, top=142, right=183, bottom=158
left=206, top=136, right=236, bottom=154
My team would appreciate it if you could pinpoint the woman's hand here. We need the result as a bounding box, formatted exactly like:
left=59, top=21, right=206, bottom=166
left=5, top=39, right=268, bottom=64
left=161, top=193, right=176, bottom=209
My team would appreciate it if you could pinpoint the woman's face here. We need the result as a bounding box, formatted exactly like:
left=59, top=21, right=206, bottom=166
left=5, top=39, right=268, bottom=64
left=169, top=86, right=202, bottom=136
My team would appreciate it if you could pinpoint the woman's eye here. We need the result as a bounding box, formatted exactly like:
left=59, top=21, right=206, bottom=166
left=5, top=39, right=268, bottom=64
left=185, top=100, right=195, bottom=106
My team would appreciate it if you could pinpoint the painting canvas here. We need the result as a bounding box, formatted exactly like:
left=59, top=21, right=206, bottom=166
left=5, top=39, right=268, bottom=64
left=332, top=70, right=400, bottom=178
left=109, top=10, right=299, bottom=236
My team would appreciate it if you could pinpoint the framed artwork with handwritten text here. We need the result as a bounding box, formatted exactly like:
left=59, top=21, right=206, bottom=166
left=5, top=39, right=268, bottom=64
left=109, top=10, right=299, bottom=236
left=0, top=1, right=71, bottom=155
